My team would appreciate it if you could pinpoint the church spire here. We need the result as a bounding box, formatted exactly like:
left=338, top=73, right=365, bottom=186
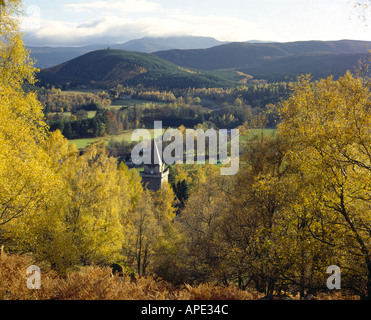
left=151, top=138, right=163, bottom=167
left=140, top=138, right=169, bottom=192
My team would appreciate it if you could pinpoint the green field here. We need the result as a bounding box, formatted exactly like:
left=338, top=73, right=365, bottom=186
left=69, top=129, right=162, bottom=150
left=69, top=131, right=133, bottom=150
left=63, top=111, right=97, bottom=119
left=110, top=99, right=167, bottom=110
left=69, top=128, right=276, bottom=151
left=69, top=137, right=104, bottom=150
left=240, top=128, right=276, bottom=141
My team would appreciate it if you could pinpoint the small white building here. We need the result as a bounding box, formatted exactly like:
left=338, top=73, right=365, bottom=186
left=119, top=94, right=132, bottom=100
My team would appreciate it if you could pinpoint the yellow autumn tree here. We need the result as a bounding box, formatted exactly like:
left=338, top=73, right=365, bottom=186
left=229, top=131, right=335, bottom=296
left=275, top=72, right=371, bottom=299
left=172, top=175, right=229, bottom=284
left=124, top=189, right=159, bottom=275
left=0, top=0, right=57, bottom=243
left=152, top=182, right=177, bottom=228
left=0, top=0, right=180, bottom=275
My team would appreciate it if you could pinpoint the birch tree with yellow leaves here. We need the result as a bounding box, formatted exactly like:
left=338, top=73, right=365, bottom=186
left=0, top=1, right=149, bottom=272
left=275, top=72, right=371, bottom=299
left=0, top=0, right=57, bottom=242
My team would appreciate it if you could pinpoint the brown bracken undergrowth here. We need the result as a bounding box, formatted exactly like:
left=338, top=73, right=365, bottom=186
left=0, top=254, right=359, bottom=300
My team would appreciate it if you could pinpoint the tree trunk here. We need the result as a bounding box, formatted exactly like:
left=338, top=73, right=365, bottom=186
left=267, top=278, right=275, bottom=295
left=366, top=256, right=371, bottom=300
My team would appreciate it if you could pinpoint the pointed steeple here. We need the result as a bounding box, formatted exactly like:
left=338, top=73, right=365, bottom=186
left=151, top=138, right=163, bottom=167
left=140, top=138, right=169, bottom=192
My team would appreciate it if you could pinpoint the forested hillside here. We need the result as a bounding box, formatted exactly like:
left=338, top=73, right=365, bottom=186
left=37, top=49, right=236, bottom=89
left=36, top=39, right=371, bottom=91
left=154, top=40, right=371, bottom=81
left=28, top=36, right=226, bottom=68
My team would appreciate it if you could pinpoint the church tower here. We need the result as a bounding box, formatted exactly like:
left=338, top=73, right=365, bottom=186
left=140, top=139, right=169, bottom=192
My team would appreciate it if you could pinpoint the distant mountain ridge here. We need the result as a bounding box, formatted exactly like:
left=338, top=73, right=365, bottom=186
left=36, top=49, right=235, bottom=89
left=152, top=39, right=371, bottom=81
left=153, top=40, right=371, bottom=70
left=113, top=36, right=227, bottom=53
left=28, top=36, right=226, bottom=68
left=239, top=52, right=371, bottom=81
left=34, top=39, right=371, bottom=88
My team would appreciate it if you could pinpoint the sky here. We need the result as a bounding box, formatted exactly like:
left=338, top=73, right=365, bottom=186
left=21, top=0, right=371, bottom=47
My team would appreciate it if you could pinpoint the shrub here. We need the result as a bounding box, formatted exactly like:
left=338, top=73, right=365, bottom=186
left=0, top=254, right=360, bottom=300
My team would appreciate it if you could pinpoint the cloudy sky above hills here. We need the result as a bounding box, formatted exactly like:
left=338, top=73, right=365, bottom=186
left=22, top=0, right=371, bottom=47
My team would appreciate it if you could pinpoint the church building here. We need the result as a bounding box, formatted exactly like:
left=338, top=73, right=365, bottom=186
left=140, top=139, right=169, bottom=192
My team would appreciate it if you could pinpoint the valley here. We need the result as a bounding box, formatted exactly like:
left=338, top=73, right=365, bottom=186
left=2, top=0, right=371, bottom=301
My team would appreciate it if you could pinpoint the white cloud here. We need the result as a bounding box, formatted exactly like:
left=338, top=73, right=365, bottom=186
left=167, top=14, right=265, bottom=41
left=21, top=0, right=371, bottom=47
left=20, top=0, right=294, bottom=46
left=25, top=17, right=135, bottom=46
left=64, top=0, right=162, bottom=14
left=23, top=12, right=268, bottom=46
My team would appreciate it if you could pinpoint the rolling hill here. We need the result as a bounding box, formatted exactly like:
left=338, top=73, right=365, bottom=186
left=28, top=36, right=226, bottom=68
left=239, top=52, right=371, bottom=81
left=153, top=40, right=371, bottom=81
left=36, top=49, right=236, bottom=89
left=35, top=40, right=371, bottom=89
